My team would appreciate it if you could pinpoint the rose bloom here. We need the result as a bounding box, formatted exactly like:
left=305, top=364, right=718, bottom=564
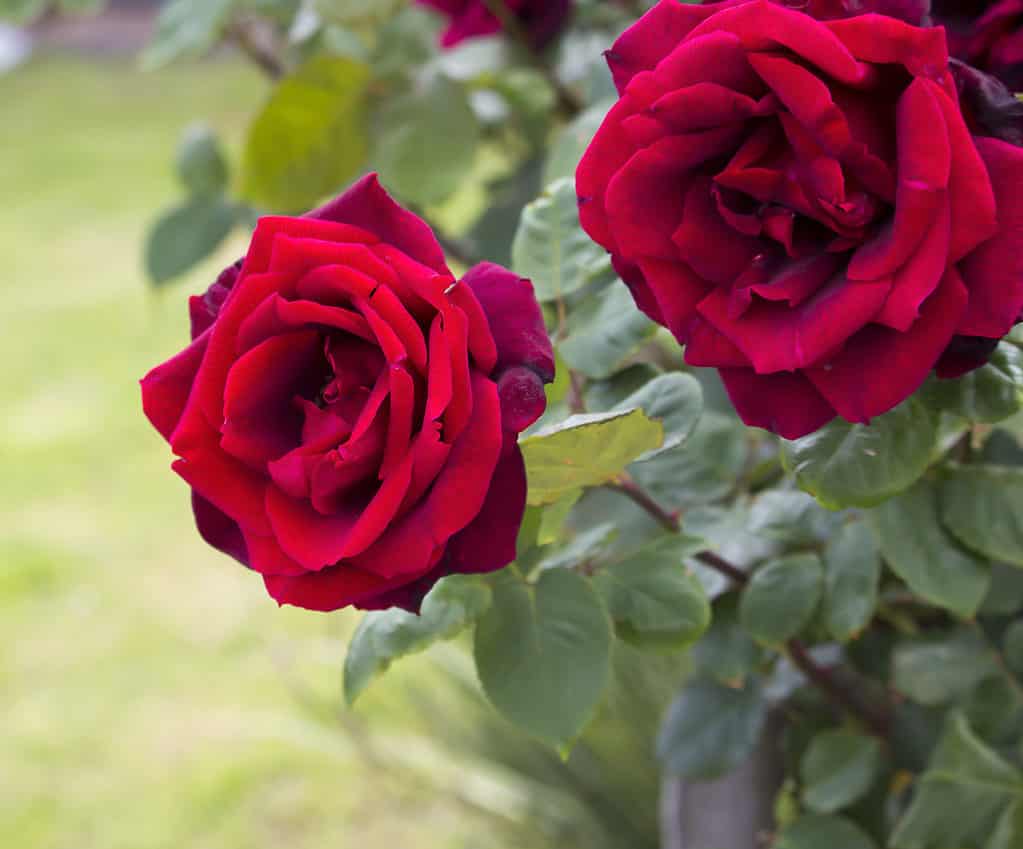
left=577, top=0, right=1023, bottom=438
left=141, top=175, right=554, bottom=612
left=415, top=0, right=571, bottom=49
left=931, top=0, right=1023, bottom=90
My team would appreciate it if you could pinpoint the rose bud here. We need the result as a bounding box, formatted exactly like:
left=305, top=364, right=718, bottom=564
left=141, top=175, right=554, bottom=612
left=578, top=0, right=1023, bottom=438
left=415, top=0, right=572, bottom=50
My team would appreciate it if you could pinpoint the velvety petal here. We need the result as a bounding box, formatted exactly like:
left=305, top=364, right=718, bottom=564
left=648, top=28, right=763, bottom=98
left=613, top=256, right=666, bottom=326
left=140, top=330, right=209, bottom=442
left=649, top=83, right=762, bottom=134
left=193, top=491, right=248, bottom=566
left=265, top=484, right=360, bottom=571
left=684, top=317, right=752, bottom=367
left=240, top=218, right=377, bottom=279
left=957, top=137, right=1023, bottom=338
left=189, top=260, right=241, bottom=340
left=307, top=173, right=451, bottom=274
left=264, top=563, right=424, bottom=613
left=935, top=335, right=1001, bottom=379
left=340, top=451, right=415, bottom=559
left=241, top=528, right=308, bottom=577
left=807, top=269, right=969, bottom=422
left=403, top=422, right=451, bottom=509
left=636, top=257, right=711, bottom=342
left=440, top=303, right=473, bottom=442
left=497, top=366, right=547, bottom=433
left=381, top=365, right=416, bottom=479
left=825, top=13, right=951, bottom=82
left=445, top=281, right=499, bottom=374
left=235, top=294, right=374, bottom=355
left=718, top=368, right=836, bottom=439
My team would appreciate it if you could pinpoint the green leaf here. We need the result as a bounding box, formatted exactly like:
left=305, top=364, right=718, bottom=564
left=242, top=56, right=370, bottom=211
left=521, top=408, right=664, bottom=506
left=891, top=713, right=1023, bottom=849
left=749, top=490, right=842, bottom=547
left=511, top=177, right=606, bottom=304
left=988, top=801, right=1023, bottom=849
left=775, top=815, right=878, bottom=849
left=823, top=522, right=881, bottom=642
left=782, top=398, right=938, bottom=509
left=176, top=124, right=229, bottom=197
left=1003, top=621, right=1023, bottom=679
left=981, top=563, right=1023, bottom=616
left=372, top=75, right=480, bottom=207
left=343, top=575, right=492, bottom=704
left=657, top=676, right=767, bottom=779
left=544, top=98, right=613, bottom=184
left=940, top=464, right=1023, bottom=567
left=0, top=0, right=47, bottom=24
left=691, top=595, right=765, bottom=685
left=594, top=536, right=710, bottom=649
left=535, top=522, right=617, bottom=573
left=868, top=481, right=990, bottom=618
left=474, top=568, right=612, bottom=748
left=559, top=282, right=656, bottom=379
left=921, top=342, right=1023, bottom=423
left=537, top=489, right=582, bottom=546
left=800, top=731, right=882, bottom=814
left=144, top=198, right=236, bottom=286
left=142, top=0, right=235, bottom=69
left=739, top=554, right=823, bottom=646
left=611, top=373, right=703, bottom=463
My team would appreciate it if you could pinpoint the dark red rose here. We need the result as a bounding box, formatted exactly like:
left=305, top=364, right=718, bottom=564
left=577, top=0, right=1023, bottom=438
left=141, top=175, right=554, bottom=612
left=415, top=0, right=571, bottom=49
left=932, top=0, right=1023, bottom=90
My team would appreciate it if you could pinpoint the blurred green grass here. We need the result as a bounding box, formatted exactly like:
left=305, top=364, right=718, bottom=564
left=0, top=54, right=513, bottom=849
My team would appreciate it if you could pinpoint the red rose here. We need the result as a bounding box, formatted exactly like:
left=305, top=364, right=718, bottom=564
left=141, top=175, right=554, bottom=612
left=932, top=0, right=1023, bottom=90
left=577, top=0, right=1023, bottom=438
left=415, top=0, right=572, bottom=49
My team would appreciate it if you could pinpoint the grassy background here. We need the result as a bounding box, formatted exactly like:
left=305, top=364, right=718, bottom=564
left=0, top=54, right=523, bottom=849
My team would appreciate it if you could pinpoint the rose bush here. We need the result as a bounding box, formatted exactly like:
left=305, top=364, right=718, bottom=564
left=932, top=0, right=1023, bottom=89
left=577, top=0, right=1023, bottom=437
left=141, top=174, right=554, bottom=612
left=415, top=0, right=572, bottom=49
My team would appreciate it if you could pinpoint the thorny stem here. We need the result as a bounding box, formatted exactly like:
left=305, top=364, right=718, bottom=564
left=607, top=474, right=893, bottom=739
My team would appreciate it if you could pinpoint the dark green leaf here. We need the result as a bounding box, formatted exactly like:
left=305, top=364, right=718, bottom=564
left=1004, top=621, right=1023, bottom=679
left=657, top=676, right=767, bottom=779
left=144, top=198, right=236, bottom=286
left=142, top=0, right=234, bottom=69
left=940, top=464, right=1023, bottom=567
left=344, top=575, right=492, bottom=704
left=988, top=801, right=1023, bottom=849
left=800, top=731, right=882, bottom=814
left=739, top=554, right=824, bottom=646
left=242, top=56, right=370, bottom=211
left=176, top=124, right=229, bottom=197
left=612, top=373, right=703, bottom=462
left=921, top=342, right=1023, bottom=423
left=776, top=815, right=877, bottom=849
left=823, top=522, right=881, bottom=642
left=474, top=569, right=612, bottom=748
left=559, top=282, right=656, bottom=379
left=868, top=481, right=990, bottom=618
left=691, top=595, right=765, bottom=685
left=544, top=98, right=613, bottom=184
left=782, top=399, right=938, bottom=509
left=749, top=490, right=842, bottom=547
left=981, top=563, right=1023, bottom=616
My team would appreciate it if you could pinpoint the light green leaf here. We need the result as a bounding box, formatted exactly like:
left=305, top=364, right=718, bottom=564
left=372, top=75, right=480, bottom=207
left=988, top=800, right=1023, bottom=849
left=657, top=677, right=767, bottom=779
left=144, top=198, right=237, bottom=286
left=823, top=522, right=881, bottom=642
left=522, top=408, right=664, bottom=506
left=776, top=815, right=878, bottom=849
left=594, top=536, right=710, bottom=649
left=142, top=0, right=235, bottom=69
left=544, top=98, right=613, bottom=184
left=559, top=282, right=656, bottom=379
left=242, top=56, right=370, bottom=211
left=868, top=481, right=990, bottom=618
left=0, top=0, right=47, bottom=24
left=176, top=124, right=229, bottom=197
left=537, top=489, right=582, bottom=546
left=474, top=569, right=612, bottom=748
left=921, top=342, right=1023, bottom=423
left=739, top=554, right=823, bottom=646
left=511, top=177, right=607, bottom=303
left=611, top=373, right=703, bottom=463
left=891, top=713, right=1023, bottom=849
left=800, top=731, right=882, bottom=814
left=782, top=398, right=938, bottom=509
left=344, top=575, right=492, bottom=704
left=940, top=464, right=1023, bottom=567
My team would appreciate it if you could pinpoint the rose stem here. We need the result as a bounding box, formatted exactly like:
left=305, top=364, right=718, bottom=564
left=606, top=474, right=892, bottom=739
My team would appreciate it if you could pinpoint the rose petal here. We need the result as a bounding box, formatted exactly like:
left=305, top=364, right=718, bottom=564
left=718, top=368, right=836, bottom=439
left=193, top=491, right=249, bottom=566
left=141, top=330, right=209, bottom=442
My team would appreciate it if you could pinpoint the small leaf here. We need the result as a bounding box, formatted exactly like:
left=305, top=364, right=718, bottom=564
left=921, top=342, right=1023, bottom=423
left=868, top=481, right=990, bottom=618
left=612, top=373, right=703, bottom=462
left=940, top=464, right=1023, bottom=567
left=511, top=177, right=606, bottom=303
left=691, top=595, right=765, bottom=685
left=594, top=536, right=710, bottom=649
left=739, top=554, right=824, bottom=646
left=823, top=522, right=881, bottom=642
left=145, top=198, right=236, bottom=285
left=892, top=629, right=999, bottom=706
left=749, top=490, right=842, bottom=547
left=657, top=676, right=767, bottom=779
left=782, top=398, right=938, bottom=509
left=177, top=124, right=229, bottom=197
left=344, top=575, right=492, bottom=704
left=474, top=568, right=612, bottom=748
left=372, top=75, right=480, bottom=207
left=142, top=0, right=235, bottom=69
left=522, top=408, right=664, bottom=506
left=775, top=815, right=878, bottom=849
left=891, top=713, right=1023, bottom=849
left=242, top=56, right=370, bottom=211
left=559, top=282, right=655, bottom=379
left=800, top=731, right=882, bottom=814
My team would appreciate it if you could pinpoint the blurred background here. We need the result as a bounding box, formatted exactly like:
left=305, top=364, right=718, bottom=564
left=0, top=2, right=678, bottom=847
